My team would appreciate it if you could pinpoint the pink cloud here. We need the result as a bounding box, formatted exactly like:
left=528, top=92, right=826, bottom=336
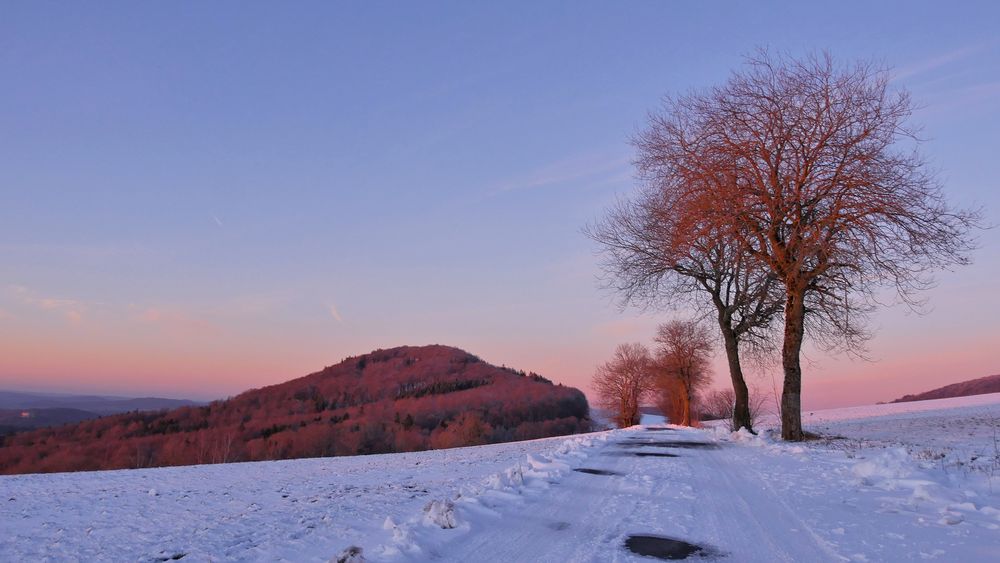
left=6, top=285, right=89, bottom=324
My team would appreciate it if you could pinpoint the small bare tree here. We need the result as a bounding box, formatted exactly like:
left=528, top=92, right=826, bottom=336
left=592, top=343, right=656, bottom=428
left=634, top=51, right=979, bottom=440
left=701, top=385, right=769, bottom=431
left=654, top=320, right=713, bottom=426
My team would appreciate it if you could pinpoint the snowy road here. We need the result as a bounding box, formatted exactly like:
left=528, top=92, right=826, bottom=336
left=438, top=427, right=840, bottom=562
left=411, top=427, right=835, bottom=562
left=395, top=423, right=1000, bottom=562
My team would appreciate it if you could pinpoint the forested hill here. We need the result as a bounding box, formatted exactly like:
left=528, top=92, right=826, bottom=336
left=890, top=373, right=1000, bottom=403
left=0, top=345, right=590, bottom=475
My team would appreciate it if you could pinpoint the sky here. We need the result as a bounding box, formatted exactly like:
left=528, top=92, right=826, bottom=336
left=1, top=2, right=997, bottom=409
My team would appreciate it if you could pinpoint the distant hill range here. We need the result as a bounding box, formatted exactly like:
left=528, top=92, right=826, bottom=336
left=0, top=345, right=590, bottom=475
left=0, top=391, right=203, bottom=435
left=890, top=373, right=1000, bottom=404
left=0, top=390, right=201, bottom=414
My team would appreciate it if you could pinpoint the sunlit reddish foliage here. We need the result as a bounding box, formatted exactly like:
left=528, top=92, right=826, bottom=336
left=653, top=320, right=713, bottom=426
left=0, top=345, right=590, bottom=474
left=592, top=343, right=656, bottom=428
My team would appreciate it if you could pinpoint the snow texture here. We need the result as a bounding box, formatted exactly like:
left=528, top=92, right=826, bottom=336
left=2, top=394, right=999, bottom=561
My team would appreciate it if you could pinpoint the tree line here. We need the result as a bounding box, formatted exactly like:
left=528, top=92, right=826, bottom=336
left=592, top=320, right=713, bottom=428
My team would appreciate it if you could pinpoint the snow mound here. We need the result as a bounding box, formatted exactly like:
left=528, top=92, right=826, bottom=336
left=729, top=427, right=766, bottom=446
left=851, top=448, right=913, bottom=484
left=333, top=545, right=365, bottom=563
left=422, top=499, right=457, bottom=529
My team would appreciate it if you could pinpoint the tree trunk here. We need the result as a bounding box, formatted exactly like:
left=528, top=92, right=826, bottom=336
left=626, top=391, right=639, bottom=427
left=781, top=287, right=806, bottom=441
left=720, top=327, right=752, bottom=432
left=681, top=380, right=692, bottom=426
left=620, top=395, right=629, bottom=428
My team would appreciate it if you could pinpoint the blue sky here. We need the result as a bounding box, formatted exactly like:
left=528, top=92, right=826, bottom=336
left=1, top=2, right=997, bottom=408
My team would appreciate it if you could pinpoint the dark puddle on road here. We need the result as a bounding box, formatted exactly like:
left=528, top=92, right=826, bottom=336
left=625, top=535, right=719, bottom=560
left=548, top=521, right=571, bottom=531
left=603, top=451, right=679, bottom=458
left=620, top=440, right=719, bottom=449
left=643, top=427, right=676, bottom=431
left=573, top=468, right=620, bottom=476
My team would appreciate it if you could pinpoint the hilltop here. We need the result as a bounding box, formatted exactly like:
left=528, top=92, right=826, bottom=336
left=0, top=345, right=589, bottom=474
left=889, top=373, right=1000, bottom=403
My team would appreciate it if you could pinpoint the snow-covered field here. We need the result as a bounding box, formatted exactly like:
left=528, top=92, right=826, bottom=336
left=2, top=394, right=999, bottom=562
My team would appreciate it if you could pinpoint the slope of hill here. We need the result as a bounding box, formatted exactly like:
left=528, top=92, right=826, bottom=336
left=889, top=373, right=1000, bottom=403
left=0, top=345, right=589, bottom=474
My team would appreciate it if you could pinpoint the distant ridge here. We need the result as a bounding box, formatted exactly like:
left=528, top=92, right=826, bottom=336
left=0, top=391, right=205, bottom=435
left=0, top=390, right=203, bottom=415
left=890, top=373, right=1000, bottom=403
left=0, top=408, right=99, bottom=436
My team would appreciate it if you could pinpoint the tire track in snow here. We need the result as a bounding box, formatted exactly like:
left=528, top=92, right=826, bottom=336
left=414, top=426, right=845, bottom=562
left=690, top=442, right=845, bottom=562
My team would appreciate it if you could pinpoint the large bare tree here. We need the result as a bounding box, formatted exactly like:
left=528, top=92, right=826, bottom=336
left=653, top=320, right=713, bottom=426
left=633, top=51, right=979, bottom=440
left=592, top=342, right=656, bottom=428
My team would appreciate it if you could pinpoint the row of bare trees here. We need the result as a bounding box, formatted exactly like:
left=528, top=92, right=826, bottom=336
left=593, top=320, right=713, bottom=428
left=588, top=51, right=979, bottom=440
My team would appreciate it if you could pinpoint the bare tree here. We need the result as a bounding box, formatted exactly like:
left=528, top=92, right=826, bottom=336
left=701, top=385, right=769, bottom=431
left=656, top=375, right=687, bottom=428
left=701, top=388, right=737, bottom=422
left=634, top=51, right=979, bottom=440
left=592, top=343, right=656, bottom=428
left=588, top=189, right=782, bottom=432
left=654, top=320, right=713, bottom=426
left=211, top=431, right=237, bottom=464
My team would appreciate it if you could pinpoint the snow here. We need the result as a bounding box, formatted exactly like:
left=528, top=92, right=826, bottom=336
left=2, top=394, right=999, bottom=561
left=0, top=435, right=601, bottom=561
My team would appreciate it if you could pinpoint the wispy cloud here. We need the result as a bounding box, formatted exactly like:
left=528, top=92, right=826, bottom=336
left=489, top=151, right=631, bottom=195
left=6, top=285, right=89, bottom=324
left=893, top=41, right=996, bottom=82
left=328, top=303, right=344, bottom=323
left=3, top=284, right=269, bottom=335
